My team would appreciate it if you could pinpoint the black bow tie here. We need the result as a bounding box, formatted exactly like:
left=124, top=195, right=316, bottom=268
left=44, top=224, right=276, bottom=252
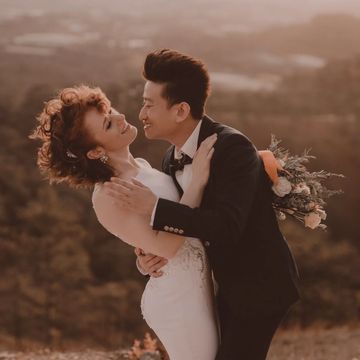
left=169, top=153, right=193, bottom=172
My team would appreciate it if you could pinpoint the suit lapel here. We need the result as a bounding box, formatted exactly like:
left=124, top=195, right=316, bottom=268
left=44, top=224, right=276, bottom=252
left=164, top=115, right=218, bottom=197
left=197, top=115, right=219, bottom=149
left=162, top=145, right=175, bottom=174
left=197, top=115, right=221, bottom=201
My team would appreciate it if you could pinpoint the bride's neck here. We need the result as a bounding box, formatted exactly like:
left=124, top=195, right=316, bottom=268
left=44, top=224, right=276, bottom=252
left=108, top=147, right=139, bottom=179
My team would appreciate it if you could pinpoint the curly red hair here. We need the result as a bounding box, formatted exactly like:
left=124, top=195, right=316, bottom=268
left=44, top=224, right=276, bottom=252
left=30, top=85, right=114, bottom=188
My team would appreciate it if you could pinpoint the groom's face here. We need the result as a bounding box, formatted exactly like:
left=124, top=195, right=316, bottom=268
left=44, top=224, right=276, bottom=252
left=139, top=81, right=178, bottom=141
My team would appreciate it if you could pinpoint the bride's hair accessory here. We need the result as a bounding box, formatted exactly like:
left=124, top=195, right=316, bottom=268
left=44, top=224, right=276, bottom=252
left=66, top=149, right=78, bottom=159
left=269, top=135, right=344, bottom=230
left=100, top=154, right=109, bottom=164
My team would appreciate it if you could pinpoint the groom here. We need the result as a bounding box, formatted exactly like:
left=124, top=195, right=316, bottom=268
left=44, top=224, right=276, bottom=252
left=109, top=49, right=300, bottom=359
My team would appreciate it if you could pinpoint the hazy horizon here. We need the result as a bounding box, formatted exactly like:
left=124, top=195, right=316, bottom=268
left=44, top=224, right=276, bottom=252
left=1, top=0, right=360, bottom=32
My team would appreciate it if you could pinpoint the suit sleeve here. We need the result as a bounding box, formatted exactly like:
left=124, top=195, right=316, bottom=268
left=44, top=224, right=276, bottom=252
left=152, top=134, right=261, bottom=246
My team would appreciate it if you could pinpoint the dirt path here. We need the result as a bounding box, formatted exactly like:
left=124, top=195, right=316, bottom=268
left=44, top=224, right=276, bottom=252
left=268, top=327, right=360, bottom=360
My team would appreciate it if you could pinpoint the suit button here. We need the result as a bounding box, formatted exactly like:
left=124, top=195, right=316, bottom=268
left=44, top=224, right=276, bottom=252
left=179, top=229, right=184, bottom=234
left=164, top=225, right=169, bottom=231
left=204, top=241, right=210, bottom=247
left=174, top=228, right=179, bottom=233
left=169, top=227, right=174, bottom=232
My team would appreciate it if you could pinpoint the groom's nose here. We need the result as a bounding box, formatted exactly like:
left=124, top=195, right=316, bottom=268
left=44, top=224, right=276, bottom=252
left=139, top=106, right=146, bottom=122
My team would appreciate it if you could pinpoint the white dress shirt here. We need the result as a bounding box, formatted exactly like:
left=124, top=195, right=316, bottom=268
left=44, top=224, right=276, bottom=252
left=150, top=120, right=203, bottom=225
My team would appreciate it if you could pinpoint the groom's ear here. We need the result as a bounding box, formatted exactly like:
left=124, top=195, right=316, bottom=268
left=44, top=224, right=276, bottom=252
left=174, top=102, right=191, bottom=123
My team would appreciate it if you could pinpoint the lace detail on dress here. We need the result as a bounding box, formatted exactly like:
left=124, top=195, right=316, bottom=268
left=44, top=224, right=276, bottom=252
left=140, top=238, right=210, bottom=328
left=144, top=238, right=209, bottom=293
left=170, top=239, right=208, bottom=283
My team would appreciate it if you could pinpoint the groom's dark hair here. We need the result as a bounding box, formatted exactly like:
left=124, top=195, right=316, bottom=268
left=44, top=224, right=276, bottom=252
left=143, top=49, right=210, bottom=119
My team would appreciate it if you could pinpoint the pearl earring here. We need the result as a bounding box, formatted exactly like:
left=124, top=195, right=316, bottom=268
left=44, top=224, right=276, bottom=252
left=100, top=154, right=109, bottom=164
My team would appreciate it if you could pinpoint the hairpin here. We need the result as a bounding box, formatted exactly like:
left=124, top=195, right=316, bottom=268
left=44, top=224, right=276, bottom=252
left=66, top=149, right=78, bottom=159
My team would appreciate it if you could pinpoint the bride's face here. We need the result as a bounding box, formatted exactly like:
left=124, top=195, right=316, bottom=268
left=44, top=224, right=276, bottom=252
left=84, top=107, right=137, bottom=155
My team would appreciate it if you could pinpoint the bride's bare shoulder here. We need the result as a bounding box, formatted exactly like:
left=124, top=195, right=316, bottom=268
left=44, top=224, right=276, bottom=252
left=92, top=182, right=105, bottom=204
left=91, top=182, right=146, bottom=249
left=91, top=182, right=130, bottom=234
left=91, top=183, right=124, bottom=217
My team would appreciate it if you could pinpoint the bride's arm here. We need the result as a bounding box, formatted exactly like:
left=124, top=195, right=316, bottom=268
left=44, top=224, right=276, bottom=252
left=93, top=134, right=217, bottom=259
left=92, top=189, right=184, bottom=259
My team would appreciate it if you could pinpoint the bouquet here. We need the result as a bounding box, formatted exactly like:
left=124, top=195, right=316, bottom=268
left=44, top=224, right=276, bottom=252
left=268, top=135, right=344, bottom=230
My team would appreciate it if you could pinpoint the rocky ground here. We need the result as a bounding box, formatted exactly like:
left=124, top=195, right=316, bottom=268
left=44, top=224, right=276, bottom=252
left=267, top=326, right=360, bottom=360
left=0, top=327, right=359, bottom=360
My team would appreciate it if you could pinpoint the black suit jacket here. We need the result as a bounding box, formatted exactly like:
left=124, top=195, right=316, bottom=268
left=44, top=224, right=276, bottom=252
left=153, top=115, right=300, bottom=314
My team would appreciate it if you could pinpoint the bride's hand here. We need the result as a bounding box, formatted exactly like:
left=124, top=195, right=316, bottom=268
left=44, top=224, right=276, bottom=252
left=191, top=133, right=217, bottom=188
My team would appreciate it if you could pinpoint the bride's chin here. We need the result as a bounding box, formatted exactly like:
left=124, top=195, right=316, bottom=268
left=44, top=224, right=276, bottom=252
left=129, top=127, right=138, bottom=141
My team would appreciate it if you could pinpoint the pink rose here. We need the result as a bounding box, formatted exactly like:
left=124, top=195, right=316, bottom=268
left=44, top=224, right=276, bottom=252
left=304, top=212, right=322, bottom=229
left=272, top=177, right=292, bottom=197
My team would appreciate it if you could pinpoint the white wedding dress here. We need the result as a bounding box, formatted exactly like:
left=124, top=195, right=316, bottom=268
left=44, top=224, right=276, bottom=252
left=92, top=158, right=219, bottom=360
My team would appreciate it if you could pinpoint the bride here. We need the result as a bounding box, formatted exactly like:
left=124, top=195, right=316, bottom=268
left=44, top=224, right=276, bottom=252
left=31, top=85, right=277, bottom=359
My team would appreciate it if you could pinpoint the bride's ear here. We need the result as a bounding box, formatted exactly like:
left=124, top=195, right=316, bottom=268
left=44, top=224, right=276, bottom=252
left=87, top=146, right=105, bottom=160
left=175, top=102, right=191, bottom=123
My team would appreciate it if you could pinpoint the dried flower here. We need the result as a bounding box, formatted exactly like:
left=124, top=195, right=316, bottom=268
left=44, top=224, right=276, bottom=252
left=272, top=177, right=292, bottom=197
left=305, top=202, right=316, bottom=211
left=316, top=208, right=327, bottom=220
left=293, top=183, right=311, bottom=195
left=277, top=211, right=287, bottom=221
left=304, top=212, right=322, bottom=229
left=124, top=333, right=163, bottom=360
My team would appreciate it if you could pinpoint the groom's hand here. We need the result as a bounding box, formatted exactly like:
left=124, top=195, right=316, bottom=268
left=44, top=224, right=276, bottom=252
left=104, top=177, right=157, bottom=217
left=135, top=248, right=168, bottom=278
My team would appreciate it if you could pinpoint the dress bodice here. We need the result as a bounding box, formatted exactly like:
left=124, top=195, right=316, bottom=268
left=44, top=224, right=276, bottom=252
left=93, top=158, right=218, bottom=359
left=137, top=158, right=218, bottom=360
left=134, top=158, right=180, bottom=203
left=133, top=158, right=208, bottom=280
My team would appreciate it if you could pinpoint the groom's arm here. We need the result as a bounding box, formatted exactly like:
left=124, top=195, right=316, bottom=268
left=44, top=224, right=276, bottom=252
left=153, top=134, right=261, bottom=246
